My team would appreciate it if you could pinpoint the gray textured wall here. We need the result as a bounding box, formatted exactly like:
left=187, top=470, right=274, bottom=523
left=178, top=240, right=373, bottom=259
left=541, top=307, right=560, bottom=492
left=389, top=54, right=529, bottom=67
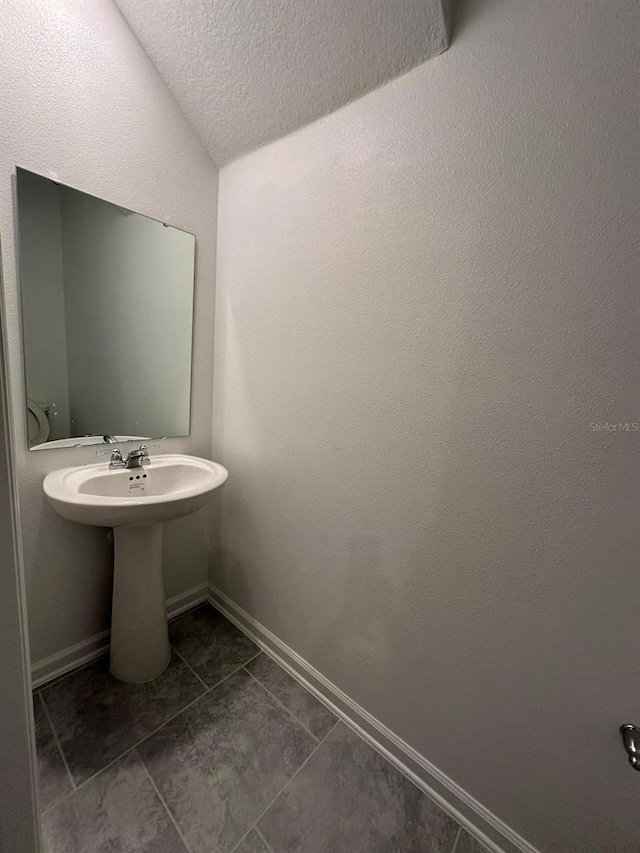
left=213, top=1, right=640, bottom=849
left=0, top=0, right=219, bottom=665
left=114, top=0, right=449, bottom=164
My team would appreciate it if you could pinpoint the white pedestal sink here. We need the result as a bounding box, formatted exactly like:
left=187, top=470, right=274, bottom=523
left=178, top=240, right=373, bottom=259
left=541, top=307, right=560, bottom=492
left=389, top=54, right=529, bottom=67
left=43, top=454, right=228, bottom=683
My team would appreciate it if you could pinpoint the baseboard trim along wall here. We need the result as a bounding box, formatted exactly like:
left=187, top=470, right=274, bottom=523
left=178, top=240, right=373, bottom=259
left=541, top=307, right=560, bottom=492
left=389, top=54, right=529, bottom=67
left=30, top=581, right=539, bottom=853
left=30, top=583, right=209, bottom=688
left=207, top=583, right=541, bottom=853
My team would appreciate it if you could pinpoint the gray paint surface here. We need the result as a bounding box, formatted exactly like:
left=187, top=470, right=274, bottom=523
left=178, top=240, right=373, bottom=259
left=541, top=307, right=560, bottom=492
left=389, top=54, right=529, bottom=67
left=0, top=0, right=219, bottom=664
left=213, top=0, right=640, bottom=849
left=114, top=0, right=449, bottom=165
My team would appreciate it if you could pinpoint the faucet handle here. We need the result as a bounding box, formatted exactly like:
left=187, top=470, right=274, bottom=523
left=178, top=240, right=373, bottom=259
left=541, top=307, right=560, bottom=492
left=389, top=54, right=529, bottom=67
left=130, top=444, right=160, bottom=466
left=621, top=725, right=640, bottom=771
left=96, top=447, right=125, bottom=469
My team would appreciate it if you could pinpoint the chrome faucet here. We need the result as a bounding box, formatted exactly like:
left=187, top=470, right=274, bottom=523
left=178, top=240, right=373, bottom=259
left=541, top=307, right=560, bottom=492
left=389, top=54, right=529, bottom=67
left=96, top=447, right=125, bottom=469
left=124, top=445, right=159, bottom=469
left=97, top=444, right=159, bottom=470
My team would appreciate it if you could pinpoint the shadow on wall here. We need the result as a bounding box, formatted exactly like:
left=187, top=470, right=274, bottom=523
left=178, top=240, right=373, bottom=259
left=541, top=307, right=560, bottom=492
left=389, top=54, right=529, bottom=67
left=446, top=0, right=501, bottom=40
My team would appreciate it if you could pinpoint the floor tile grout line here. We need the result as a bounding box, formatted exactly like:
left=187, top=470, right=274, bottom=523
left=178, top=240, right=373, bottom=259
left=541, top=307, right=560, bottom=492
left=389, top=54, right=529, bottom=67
left=230, top=720, right=340, bottom=853
left=38, top=691, right=76, bottom=794
left=243, top=667, right=320, bottom=743
left=242, top=649, right=263, bottom=667
left=247, top=645, right=341, bottom=729
left=170, top=644, right=209, bottom=691
left=451, top=825, right=463, bottom=853
left=255, top=826, right=276, bottom=853
left=134, top=747, right=195, bottom=853
left=252, top=646, right=343, bottom=725
left=39, top=663, right=248, bottom=818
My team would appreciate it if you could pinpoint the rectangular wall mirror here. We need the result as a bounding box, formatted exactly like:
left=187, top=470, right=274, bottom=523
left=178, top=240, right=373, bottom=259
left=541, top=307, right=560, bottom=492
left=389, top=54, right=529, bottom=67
left=16, top=168, right=196, bottom=450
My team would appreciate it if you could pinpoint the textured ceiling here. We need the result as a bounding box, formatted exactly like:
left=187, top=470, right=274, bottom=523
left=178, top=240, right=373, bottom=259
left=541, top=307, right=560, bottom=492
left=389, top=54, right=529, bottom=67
left=114, top=0, right=449, bottom=165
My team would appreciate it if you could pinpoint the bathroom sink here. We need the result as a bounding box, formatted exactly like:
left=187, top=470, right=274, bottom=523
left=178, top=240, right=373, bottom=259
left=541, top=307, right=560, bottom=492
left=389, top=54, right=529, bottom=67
left=43, top=453, right=228, bottom=684
left=43, top=453, right=228, bottom=527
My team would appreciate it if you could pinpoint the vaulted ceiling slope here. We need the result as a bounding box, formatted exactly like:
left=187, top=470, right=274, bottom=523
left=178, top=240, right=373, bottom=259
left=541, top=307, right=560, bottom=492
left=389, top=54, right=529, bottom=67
left=114, top=0, right=450, bottom=165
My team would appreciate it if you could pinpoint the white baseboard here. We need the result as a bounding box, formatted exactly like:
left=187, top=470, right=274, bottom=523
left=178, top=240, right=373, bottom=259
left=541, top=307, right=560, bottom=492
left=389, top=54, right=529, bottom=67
left=30, top=583, right=209, bottom=689
left=207, top=583, right=541, bottom=853
left=166, top=582, right=210, bottom=621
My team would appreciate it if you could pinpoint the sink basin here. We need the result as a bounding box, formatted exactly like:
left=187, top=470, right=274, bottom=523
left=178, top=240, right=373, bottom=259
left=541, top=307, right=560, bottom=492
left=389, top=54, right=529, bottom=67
left=43, top=454, right=228, bottom=527
left=43, top=454, right=228, bottom=684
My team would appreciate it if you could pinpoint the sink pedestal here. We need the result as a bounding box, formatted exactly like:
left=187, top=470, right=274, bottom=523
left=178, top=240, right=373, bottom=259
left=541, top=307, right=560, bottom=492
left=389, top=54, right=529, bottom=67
left=110, top=523, right=170, bottom=683
left=43, top=454, right=228, bottom=683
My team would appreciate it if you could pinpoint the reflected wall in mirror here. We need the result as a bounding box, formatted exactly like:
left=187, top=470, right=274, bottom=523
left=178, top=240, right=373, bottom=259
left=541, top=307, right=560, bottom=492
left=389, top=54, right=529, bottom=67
left=16, top=168, right=196, bottom=450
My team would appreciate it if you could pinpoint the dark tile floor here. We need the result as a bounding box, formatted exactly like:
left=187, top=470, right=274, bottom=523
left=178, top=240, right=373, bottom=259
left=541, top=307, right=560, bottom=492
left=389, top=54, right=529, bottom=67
left=34, top=602, right=489, bottom=853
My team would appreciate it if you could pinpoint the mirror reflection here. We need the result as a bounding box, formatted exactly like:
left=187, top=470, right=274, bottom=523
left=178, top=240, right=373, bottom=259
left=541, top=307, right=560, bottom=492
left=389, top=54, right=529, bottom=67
left=16, top=168, right=196, bottom=449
